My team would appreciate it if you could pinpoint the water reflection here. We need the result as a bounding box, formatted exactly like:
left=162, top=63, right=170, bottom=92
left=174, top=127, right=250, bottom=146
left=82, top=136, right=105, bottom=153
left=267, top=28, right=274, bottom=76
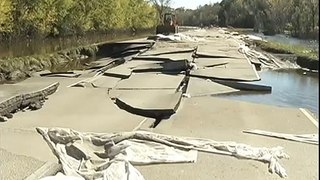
left=0, top=31, right=151, bottom=58
left=219, top=69, right=319, bottom=118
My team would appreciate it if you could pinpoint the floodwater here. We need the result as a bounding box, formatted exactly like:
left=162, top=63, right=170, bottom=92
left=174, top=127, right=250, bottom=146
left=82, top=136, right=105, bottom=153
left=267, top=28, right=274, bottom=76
left=251, top=32, right=319, bottom=52
left=0, top=31, right=151, bottom=58
left=220, top=69, right=319, bottom=118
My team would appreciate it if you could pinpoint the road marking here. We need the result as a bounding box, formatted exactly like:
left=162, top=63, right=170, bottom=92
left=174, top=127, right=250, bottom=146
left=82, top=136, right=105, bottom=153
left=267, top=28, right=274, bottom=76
left=299, top=108, right=318, bottom=128
left=132, top=118, right=149, bottom=131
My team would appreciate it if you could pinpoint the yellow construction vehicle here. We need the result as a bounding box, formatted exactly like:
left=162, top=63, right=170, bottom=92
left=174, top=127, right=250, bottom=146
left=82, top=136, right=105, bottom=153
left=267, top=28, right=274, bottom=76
left=156, top=13, right=178, bottom=35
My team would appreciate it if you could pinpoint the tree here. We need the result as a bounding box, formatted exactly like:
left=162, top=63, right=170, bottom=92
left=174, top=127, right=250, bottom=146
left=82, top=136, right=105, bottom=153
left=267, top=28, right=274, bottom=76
left=149, top=0, right=172, bottom=22
left=0, top=0, right=13, bottom=33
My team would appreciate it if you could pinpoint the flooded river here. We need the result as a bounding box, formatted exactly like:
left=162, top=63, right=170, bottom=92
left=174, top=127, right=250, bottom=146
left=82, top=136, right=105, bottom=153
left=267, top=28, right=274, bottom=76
left=221, top=70, right=319, bottom=118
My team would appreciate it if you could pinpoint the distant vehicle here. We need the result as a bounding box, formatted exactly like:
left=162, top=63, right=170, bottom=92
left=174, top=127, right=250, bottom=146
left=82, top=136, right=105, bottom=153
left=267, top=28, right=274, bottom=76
left=156, top=13, right=178, bottom=35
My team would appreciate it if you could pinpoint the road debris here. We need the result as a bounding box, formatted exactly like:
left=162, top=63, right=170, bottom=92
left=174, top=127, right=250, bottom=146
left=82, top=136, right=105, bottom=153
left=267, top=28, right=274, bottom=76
left=243, top=129, right=318, bottom=145
left=37, top=127, right=289, bottom=179
left=0, top=82, right=59, bottom=121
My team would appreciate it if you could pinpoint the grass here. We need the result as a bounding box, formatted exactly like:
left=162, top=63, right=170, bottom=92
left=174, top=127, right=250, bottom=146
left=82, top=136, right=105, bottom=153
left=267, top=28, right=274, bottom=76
left=224, top=27, right=318, bottom=60
left=254, top=40, right=319, bottom=60
left=0, top=44, right=98, bottom=71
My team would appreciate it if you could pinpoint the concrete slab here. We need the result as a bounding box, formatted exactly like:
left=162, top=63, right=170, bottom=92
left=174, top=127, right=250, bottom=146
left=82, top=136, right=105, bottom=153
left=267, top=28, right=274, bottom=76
left=200, top=39, right=239, bottom=49
left=132, top=60, right=188, bottom=73
left=0, top=77, right=86, bottom=102
left=190, top=66, right=260, bottom=81
left=194, top=58, right=229, bottom=68
left=135, top=52, right=194, bottom=62
left=72, top=75, right=122, bottom=89
left=147, top=41, right=197, bottom=50
left=0, top=148, right=45, bottom=180
left=137, top=97, right=318, bottom=180
left=141, top=41, right=195, bottom=56
left=103, top=60, right=166, bottom=78
left=212, top=58, right=258, bottom=69
left=114, top=73, right=185, bottom=90
left=89, top=58, right=115, bottom=69
left=104, top=64, right=132, bottom=78
left=17, top=77, right=87, bottom=88
left=91, top=76, right=121, bottom=89
left=1, top=88, right=150, bottom=131
left=111, top=89, right=182, bottom=119
left=195, top=41, right=242, bottom=58
left=0, top=88, right=153, bottom=161
left=195, top=51, right=242, bottom=58
left=213, top=80, right=272, bottom=92
left=187, top=77, right=239, bottom=97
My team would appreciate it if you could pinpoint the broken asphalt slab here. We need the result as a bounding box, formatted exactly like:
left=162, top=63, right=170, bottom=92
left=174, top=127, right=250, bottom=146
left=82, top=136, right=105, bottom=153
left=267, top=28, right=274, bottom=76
left=186, top=77, right=240, bottom=97
left=110, top=89, right=182, bottom=119
left=103, top=59, right=165, bottom=79
left=137, top=96, right=318, bottom=180
left=0, top=87, right=153, bottom=161
left=96, top=41, right=153, bottom=58
left=135, top=52, right=194, bottom=62
left=190, top=66, right=260, bottom=81
left=114, top=73, right=185, bottom=90
left=193, top=58, right=229, bottom=68
left=132, top=60, right=188, bottom=73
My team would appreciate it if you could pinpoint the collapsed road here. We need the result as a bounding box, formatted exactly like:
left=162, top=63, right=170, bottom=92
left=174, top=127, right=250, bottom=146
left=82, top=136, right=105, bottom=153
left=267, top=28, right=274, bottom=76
left=0, top=28, right=318, bottom=180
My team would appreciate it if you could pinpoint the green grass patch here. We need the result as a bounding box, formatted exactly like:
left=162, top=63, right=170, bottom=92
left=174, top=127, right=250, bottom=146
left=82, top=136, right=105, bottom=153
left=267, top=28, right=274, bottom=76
left=254, top=40, right=318, bottom=60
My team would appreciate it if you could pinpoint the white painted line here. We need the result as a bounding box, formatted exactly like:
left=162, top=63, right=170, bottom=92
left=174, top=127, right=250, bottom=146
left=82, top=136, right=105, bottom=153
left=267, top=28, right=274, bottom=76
left=132, top=118, right=149, bottom=131
left=299, top=108, right=318, bottom=128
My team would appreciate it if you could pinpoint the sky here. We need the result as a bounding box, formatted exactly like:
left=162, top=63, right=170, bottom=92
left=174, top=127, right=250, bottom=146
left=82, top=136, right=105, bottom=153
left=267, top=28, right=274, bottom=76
left=172, top=0, right=221, bottom=9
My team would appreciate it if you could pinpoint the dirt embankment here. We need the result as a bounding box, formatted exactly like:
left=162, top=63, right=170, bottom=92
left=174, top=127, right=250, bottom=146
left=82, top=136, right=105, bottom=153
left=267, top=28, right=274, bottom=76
left=0, top=45, right=98, bottom=84
left=253, top=41, right=319, bottom=71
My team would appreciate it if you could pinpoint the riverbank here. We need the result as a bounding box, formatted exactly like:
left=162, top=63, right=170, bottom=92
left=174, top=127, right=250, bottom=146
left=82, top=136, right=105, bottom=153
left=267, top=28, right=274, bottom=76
left=227, top=28, right=319, bottom=71
left=0, top=30, right=153, bottom=84
left=253, top=40, right=319, bottom=71
left=0, top=44, right=98, bottom=84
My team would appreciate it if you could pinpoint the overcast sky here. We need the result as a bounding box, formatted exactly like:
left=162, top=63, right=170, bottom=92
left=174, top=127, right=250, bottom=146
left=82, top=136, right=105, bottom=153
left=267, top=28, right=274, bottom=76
left=172, top=0, right=221, bottom=9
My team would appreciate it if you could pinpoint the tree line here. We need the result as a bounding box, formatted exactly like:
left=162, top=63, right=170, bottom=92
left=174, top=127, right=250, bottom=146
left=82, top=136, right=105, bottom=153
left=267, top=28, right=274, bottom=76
left=174, top=0, right=319, bottom=39
left=0, top=0, right=318, bottom=40
left=0, top=0, right=157, bottom=40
